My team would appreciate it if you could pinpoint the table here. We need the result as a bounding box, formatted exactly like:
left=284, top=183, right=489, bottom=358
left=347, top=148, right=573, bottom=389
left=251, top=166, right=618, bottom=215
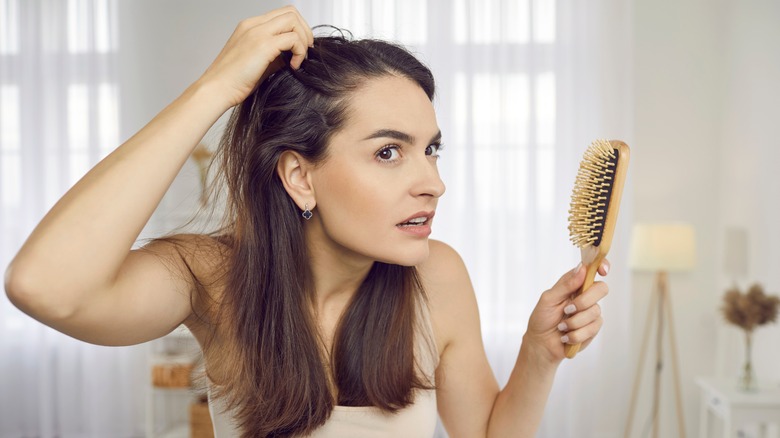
left=696, top=377, right=780, bottom=438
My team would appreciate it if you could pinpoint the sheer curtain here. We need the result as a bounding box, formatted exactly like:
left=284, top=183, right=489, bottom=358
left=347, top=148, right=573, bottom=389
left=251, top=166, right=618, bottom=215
left=294, top=0, right=633, bottom=436
left=0, top=1, right=146, bottom=436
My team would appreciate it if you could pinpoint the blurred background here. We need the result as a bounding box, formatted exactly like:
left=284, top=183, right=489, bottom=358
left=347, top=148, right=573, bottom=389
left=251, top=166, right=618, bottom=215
left=1, top=0, right=778, bottom=437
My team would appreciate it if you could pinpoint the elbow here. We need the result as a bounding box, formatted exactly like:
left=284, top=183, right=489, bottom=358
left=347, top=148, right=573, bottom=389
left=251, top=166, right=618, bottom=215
left=4, top=260, right=77, bottom=322
left=4, top=260, right=29, bottom=308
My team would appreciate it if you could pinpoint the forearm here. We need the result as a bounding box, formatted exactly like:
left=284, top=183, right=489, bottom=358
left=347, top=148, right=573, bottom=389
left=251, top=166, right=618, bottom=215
left=486, top=335, right=560, bottom=438
left=5, top=80, right=229, bottom=316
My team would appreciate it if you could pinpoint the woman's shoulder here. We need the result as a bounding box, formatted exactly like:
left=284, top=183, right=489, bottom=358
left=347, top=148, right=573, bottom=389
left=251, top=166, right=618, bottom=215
left=417, top=239, right=470, bottom=286
left=417, top=240, right=477, bottom=354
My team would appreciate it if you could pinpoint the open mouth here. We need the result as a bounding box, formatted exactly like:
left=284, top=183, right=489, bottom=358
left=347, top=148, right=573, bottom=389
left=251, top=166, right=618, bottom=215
left=396, top=216, right=430, bottom=227
left=396, top=211, right=435, bottom=228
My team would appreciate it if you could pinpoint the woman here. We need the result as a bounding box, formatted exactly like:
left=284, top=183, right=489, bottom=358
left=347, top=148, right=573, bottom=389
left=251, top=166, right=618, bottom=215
left=4, top=6, right=609, bottom=438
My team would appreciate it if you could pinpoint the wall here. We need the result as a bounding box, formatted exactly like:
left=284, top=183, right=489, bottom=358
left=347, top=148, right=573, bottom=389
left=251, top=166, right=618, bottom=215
left=632, top=0, right=780, bottom=437
left=715, top=0, right=780, bottom=384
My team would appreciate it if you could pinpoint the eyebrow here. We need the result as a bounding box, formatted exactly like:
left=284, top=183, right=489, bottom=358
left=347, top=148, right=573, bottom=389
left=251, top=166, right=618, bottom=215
left=362, top=129, right=442, bottom=144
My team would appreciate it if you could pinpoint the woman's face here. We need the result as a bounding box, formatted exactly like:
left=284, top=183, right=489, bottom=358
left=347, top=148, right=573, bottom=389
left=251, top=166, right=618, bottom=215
left=307, top=75, right=445, bottom=267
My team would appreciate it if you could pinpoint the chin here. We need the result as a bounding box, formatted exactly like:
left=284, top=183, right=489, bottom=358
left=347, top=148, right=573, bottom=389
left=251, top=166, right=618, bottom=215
left=376, top=241, right=431, bottom=267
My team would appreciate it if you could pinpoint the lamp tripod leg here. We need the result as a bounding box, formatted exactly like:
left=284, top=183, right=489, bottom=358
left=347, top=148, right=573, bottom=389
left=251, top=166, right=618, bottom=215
left=662, top=272, right=687, bottom=438
left=653, top=275, right=665, bottom=438
left=624, top=281, right=660, bottom=438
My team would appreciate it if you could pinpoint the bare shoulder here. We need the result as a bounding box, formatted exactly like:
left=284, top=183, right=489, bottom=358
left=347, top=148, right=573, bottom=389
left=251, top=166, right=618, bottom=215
left=417, top=239, right=478, bottom=356
left=417, top=240, right=471, bottom=294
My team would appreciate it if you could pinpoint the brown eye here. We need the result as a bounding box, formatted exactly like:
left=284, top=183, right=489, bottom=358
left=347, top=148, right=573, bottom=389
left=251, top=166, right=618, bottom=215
left=426, top=143, right=443, bottom=157
left=376, top=146, right=400, bottom=162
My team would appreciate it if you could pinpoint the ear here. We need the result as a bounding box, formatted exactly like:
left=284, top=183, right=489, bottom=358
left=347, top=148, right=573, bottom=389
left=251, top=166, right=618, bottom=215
left=276, top=150, right=315, bottom=211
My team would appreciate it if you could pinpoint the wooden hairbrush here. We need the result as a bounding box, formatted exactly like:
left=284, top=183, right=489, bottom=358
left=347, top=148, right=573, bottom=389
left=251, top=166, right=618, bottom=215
left=565, top=139, right=630, bottom=359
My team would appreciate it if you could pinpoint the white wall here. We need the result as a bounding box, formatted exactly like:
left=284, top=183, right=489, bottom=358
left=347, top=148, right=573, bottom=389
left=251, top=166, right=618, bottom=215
left=715, top=0, right=780, bottom=384
left=632, top=0, right=780, bottom=437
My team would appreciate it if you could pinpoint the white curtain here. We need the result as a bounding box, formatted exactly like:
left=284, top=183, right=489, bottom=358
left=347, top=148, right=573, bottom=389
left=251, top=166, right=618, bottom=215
left=0, top=1, right=146, bottom=436
left=1, top=0, right=633, bottom=436
left=294, top=0, right=634, bottom=436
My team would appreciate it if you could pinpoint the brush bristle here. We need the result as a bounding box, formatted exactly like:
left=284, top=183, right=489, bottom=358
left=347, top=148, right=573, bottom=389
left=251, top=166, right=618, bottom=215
left=568, top=139, right=618, bottom=248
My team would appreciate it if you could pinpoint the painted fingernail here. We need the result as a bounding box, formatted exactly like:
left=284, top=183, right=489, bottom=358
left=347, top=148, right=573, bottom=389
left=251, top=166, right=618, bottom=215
left=561, top=335, right=570, bottom=343
left=564, top=304, right=577, bottom=315
left=558, top=322, right=568, bottom=332
left=571, top=262, right=582, bottom=274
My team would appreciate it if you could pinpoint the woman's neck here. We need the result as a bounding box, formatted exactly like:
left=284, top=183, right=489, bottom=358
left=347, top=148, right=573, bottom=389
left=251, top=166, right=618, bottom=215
left=305, top=223, right=374, bottom=318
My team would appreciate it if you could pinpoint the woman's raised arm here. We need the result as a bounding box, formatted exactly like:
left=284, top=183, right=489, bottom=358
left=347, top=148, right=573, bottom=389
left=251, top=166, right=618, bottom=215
left=4, top=6, right=313, bottom=346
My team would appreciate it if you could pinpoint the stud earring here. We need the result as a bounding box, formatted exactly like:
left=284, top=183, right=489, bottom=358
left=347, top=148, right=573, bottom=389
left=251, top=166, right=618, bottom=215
left=302, top=203, right=313, bottom=220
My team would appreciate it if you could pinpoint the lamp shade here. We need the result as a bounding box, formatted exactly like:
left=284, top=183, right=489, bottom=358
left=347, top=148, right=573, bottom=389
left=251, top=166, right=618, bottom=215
left=629, top=223, right=697, bottom=272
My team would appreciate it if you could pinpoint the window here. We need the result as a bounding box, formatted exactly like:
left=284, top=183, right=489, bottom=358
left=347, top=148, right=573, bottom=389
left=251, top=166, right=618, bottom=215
left=0, top=0, right=120, bottom=332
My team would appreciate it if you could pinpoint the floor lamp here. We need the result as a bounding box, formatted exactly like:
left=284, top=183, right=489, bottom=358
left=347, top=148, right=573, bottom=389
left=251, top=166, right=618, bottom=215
left=624, top=223, right=697, bottom=438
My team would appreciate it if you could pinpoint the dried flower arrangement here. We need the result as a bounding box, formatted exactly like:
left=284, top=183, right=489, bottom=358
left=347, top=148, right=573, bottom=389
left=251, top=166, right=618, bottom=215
left=721, top=283, right=780, bottom=390
left=721, top=283, right=780, bottom=332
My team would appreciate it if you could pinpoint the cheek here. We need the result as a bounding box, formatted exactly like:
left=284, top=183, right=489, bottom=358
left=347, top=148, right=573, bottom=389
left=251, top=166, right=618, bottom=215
left=317, top=164, right=393, bottom=232
left=312, top=161, right=430, bottom=266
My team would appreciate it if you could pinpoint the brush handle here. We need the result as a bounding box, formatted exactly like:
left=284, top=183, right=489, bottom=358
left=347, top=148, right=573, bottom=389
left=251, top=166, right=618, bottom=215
left=564, top=256, right=602, bottom=359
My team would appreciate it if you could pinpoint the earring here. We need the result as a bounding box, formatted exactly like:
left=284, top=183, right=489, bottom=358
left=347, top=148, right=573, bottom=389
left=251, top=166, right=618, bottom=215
left=302, top=203, right=313, bottom=220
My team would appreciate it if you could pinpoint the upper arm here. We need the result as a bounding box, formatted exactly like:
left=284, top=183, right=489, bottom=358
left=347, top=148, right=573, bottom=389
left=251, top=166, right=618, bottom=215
left=45, top=234, right=221, bottom=346
left=421, top=240, right=499, bottom=438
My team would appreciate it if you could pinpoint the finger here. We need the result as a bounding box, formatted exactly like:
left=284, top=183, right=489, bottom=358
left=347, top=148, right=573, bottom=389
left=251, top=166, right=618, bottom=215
left=541, top=263, right=586, bottom=305
left=296, top=9, right=315, bottom=47
left=562, top=303, right=602, bottom=332
left=566, top=281, right=608, bottom=316
left=266, top=13, right=312, bottom=65
left=284, top=11, right=313, bottom=55
left=270, top=33, right=308, bottom=69
left=598, top=258, right=611, bottom=276
left=241, top=5, right=302, bottom=30
left=561, top=316, right=603, bottom=345
left=288, top=39, right=308, bottom=69
left=258, top=6, right=314, bottom=53
left=260, top=11, right=309, bottom=46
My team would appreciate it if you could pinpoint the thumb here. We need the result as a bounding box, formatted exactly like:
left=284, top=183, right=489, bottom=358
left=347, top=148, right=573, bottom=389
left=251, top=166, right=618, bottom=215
left=542, top=263, right=586, bottom=304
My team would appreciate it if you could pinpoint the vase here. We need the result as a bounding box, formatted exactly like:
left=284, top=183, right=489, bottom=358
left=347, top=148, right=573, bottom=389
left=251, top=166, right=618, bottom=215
left=738, top=330, right=758, bottom=391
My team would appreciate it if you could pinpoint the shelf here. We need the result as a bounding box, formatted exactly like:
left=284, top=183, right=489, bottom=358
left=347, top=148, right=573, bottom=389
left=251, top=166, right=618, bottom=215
left=150, top=385, right=195, bottom=394
left=149, top=351, right=199, bottom=364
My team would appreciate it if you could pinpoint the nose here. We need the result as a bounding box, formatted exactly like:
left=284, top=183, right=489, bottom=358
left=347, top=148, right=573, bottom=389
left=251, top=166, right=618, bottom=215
left=410, top=156, right=446, bottom=198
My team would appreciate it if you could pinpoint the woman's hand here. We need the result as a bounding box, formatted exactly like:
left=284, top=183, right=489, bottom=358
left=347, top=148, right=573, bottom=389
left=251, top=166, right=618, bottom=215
left=523, top=260, right=610, bottom=365
left=195, top=5, right=314, bottom=109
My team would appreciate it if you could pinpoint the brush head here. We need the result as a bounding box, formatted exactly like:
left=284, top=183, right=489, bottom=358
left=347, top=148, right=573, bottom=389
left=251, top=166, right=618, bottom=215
left=568, top=139, right=624, bottom=249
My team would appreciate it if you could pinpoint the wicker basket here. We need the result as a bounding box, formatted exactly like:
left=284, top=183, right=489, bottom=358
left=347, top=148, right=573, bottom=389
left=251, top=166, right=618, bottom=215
left=190, top=400, right=214, bottom=438
left=151, top=362, right=194, bottom=388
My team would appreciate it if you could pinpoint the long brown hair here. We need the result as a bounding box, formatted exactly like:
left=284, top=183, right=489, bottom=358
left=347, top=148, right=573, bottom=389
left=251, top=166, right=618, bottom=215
left=178, top=33, right=438, bottom=437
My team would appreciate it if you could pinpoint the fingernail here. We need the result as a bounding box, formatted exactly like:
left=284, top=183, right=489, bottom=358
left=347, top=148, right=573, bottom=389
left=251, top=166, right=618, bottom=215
left=558, top=322, right=568, bottom=332
left=571, top=262, right=582, bottom=274
left=561, top=335, right=570, bottom=343
left=564, top=304, right=577, bottom=315
left=602, top=263, right=610, bottom=275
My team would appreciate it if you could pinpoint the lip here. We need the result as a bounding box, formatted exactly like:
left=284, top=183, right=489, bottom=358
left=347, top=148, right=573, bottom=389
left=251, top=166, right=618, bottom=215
left=396, top=211, right=435, bottom=237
